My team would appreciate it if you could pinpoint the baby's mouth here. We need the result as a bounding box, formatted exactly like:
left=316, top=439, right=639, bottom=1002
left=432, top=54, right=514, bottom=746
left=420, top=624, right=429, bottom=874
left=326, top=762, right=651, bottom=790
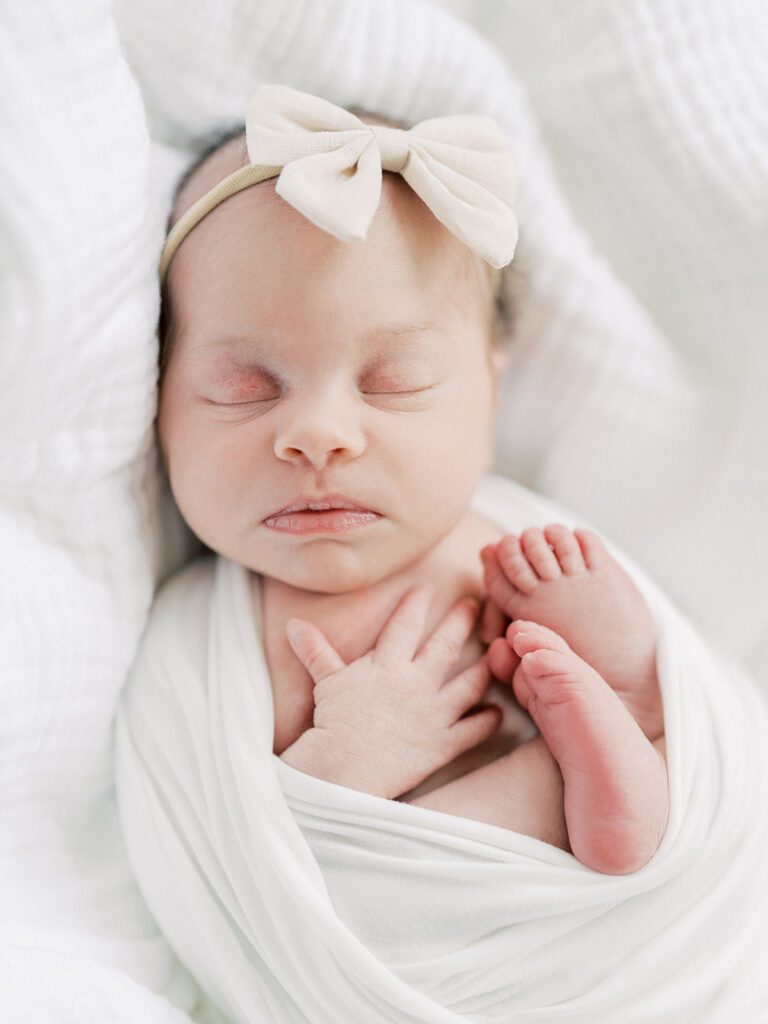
left=263, top=494, right=382, bottom=534
left=263, top=508, right=381, bottom=534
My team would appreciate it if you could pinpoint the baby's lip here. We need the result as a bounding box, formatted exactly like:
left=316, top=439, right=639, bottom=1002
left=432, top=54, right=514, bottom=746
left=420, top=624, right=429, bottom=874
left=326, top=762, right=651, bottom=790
left=266, top=493, right=378, bottom=517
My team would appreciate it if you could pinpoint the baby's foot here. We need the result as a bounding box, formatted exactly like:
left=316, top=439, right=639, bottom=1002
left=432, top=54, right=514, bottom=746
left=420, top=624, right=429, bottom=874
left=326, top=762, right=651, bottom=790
left=481, top=525, right=663, bottom=742
left=507, top=620, right=668, bottom=874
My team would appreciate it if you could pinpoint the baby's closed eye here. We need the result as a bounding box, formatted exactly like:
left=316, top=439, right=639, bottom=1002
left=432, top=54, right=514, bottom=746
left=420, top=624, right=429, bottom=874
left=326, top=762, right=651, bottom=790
left=207, top=373, right=441, bottom=405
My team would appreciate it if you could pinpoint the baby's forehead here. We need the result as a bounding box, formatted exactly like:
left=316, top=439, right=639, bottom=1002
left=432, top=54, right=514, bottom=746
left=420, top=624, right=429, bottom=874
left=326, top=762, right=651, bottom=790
left=168, top=126, right=496, bottom=319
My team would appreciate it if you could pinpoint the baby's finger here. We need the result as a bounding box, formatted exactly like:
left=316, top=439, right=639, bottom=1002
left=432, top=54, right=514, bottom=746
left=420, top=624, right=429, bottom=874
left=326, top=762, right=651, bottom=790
left=285, top=618, right=346, bottom=683
left=442, top=655, right=493, bottom=717
left=414, top=595, right=481, bottom=675
left=374, top=583, right=434, bottom=661
left=487, top=636, right=520, bottom=684
left=449, top=703, right=503, bottom=755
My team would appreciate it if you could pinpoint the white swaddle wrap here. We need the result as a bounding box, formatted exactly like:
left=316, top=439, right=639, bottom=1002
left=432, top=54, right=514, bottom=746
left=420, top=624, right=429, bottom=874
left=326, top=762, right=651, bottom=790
left=115, top=474, right=768, bottom=1023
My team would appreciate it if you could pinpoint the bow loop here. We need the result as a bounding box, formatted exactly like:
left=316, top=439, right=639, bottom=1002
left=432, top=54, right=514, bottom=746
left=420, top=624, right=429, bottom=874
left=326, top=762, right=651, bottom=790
left=275, top=135, right=382, bottom=242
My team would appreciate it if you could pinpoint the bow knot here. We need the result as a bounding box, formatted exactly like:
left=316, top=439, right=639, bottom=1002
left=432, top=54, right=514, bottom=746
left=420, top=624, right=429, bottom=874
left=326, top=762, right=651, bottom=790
left=370, top=124, right=410, bottom=173
left=245, top=84, right=519, bottom=269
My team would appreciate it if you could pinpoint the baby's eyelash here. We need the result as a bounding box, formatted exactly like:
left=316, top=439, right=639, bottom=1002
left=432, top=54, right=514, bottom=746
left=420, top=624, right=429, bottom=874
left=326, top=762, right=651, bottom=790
left=362, top=385, right=437, bottom=396
left=231, top=396, right=277, bottom=403
left=202, top=395, right=275, bottom=406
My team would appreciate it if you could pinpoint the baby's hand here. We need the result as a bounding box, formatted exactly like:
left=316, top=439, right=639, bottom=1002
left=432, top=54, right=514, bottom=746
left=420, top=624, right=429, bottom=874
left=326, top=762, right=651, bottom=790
left=280, top=584, right=502, bottom=800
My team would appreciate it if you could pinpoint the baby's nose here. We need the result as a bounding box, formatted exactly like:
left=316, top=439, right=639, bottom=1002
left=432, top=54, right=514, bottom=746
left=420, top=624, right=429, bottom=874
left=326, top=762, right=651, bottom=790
left=273, top=400, right=366, bottom=468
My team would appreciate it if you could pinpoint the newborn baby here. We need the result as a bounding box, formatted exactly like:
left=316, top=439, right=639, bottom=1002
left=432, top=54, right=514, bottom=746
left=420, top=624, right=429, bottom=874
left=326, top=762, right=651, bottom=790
left=158, top=107, right=668, bottom=878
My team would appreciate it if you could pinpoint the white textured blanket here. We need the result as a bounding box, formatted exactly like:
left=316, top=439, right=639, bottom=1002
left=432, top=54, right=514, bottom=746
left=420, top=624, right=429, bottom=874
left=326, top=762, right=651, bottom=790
left=3, top=0, right=768, bottom=1020
left=115, top=474, right=768, bottom=1023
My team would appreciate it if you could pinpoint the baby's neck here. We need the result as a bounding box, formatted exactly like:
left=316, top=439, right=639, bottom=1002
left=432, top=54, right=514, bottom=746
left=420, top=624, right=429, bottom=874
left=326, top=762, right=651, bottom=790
left=261, top=521, right=460, bottom=620
left=257, top=508, right=490, bottom=660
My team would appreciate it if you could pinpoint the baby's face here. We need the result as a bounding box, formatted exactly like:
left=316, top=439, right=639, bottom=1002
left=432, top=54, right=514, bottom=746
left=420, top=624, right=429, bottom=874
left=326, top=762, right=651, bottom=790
left=159, top=159, right=506, bottom=594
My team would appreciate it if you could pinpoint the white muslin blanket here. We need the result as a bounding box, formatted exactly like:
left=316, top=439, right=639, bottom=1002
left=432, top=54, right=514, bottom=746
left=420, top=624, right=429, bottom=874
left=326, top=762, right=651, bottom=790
left=115, top=473, right=768, bottom=1023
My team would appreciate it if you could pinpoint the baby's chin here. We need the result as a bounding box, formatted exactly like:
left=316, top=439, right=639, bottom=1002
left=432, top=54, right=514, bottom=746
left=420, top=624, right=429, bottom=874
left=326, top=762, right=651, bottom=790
left=249, top=542, right=417, bottom=596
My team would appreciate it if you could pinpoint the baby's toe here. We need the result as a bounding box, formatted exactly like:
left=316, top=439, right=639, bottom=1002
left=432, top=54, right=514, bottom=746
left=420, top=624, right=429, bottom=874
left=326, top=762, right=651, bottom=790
left=478, top=595, right=509, bottom=644
left=506, top=619, right=571, bottom=658
left=543, top=523, right=586, bottom=575
left=520, top=527, right=561, bottom=581
left=487, top=636, right=520, bottom=683
left=481, top=547, right=520, bottom=613
left=573, top=528, right=610, bottom=570
left=497, top=534, right=539, bottom=594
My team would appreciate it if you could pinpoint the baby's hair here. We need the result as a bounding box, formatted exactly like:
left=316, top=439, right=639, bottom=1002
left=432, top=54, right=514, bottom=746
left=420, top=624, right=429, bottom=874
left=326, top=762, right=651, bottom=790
left=159, top=106, right=515, bottom=381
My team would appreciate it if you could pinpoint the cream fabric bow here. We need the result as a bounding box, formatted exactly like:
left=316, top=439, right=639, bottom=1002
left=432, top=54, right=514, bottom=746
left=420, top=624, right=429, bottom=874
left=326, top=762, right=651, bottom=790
left=159, top=83, right=519, bottom=282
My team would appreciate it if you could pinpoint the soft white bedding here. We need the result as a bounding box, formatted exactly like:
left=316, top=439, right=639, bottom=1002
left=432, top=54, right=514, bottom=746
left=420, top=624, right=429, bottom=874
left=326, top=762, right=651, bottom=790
left=2, top=0, right=767, bottom=1020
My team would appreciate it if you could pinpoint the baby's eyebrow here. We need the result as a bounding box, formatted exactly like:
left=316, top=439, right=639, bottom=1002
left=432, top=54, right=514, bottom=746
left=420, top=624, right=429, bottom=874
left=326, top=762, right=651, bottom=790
left=190, top=321, right=441, bottom=357
left=191, top=336, right=267, bottom=359
left=360, top=320, right=440, bottom=341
